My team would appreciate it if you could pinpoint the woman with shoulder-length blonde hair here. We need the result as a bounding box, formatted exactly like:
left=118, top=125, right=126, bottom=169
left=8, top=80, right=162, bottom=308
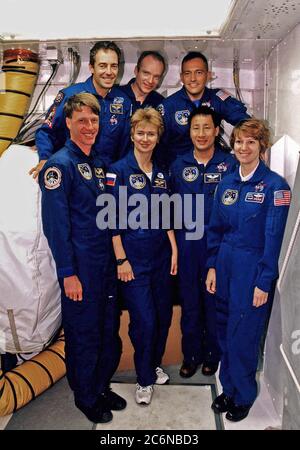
left=206, top=118, right=291, bottom=422
left=106, top=107, right=177, bottom=406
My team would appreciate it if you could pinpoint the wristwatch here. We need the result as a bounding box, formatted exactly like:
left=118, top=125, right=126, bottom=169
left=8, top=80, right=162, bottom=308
left=116, top=257, right=128, bottom=266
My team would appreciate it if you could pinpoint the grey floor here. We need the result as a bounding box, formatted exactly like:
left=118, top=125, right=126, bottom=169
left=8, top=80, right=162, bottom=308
left=3, top=365, right=222, bottom=430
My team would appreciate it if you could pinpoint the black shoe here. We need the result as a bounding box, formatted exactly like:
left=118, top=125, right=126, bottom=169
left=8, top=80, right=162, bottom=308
left=202, top=362, right=219, bottom=376
left=179, top=361, right=198, bottom=378
left=102, top=388, right=127, bottom=411
left=211, top=393, right=234, bottom=414
left=75, top=399, right=113, bottom=424
left=225, top=404, right=251, bottom=422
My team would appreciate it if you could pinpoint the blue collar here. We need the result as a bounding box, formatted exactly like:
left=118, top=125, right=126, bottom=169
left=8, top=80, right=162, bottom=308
left=84, top=76, right=99, bottom=97
left=84, top=76, right=120, bottom=100
left=180, top=86, right=209, bottom=104
left=121, top=78, right=136, bottom=101
left=66, top=139, right=96, bottom=160
left=181, top=146, right=231, bottom=165
left=125, top=149, right=159, bottom=174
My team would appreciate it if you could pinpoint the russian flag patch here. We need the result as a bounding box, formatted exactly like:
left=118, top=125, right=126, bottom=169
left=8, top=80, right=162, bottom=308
left=106, top=172, right=117, bottom=186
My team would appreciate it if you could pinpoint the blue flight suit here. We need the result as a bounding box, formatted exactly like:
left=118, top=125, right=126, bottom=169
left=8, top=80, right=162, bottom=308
left=157, top=87, right=250, bottom=166
left=39, top=139, right=121, bottom=408
left=206, top=161, right=290, bottom=406
left=170, top=147, right=236, bottom=366
left=107, top=150, right=173, bottom=386
left=35, top=76, right=131, bottom=167
left=119, top=78, right=164, bottom=115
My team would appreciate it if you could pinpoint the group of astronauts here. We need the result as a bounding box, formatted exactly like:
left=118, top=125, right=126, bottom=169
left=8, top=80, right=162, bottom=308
left=35, top=40, right=291, bottom=425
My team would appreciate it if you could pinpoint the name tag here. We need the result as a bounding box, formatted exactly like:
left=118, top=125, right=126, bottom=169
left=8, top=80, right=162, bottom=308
left=245, top=192, right=265, bottom=203
left=204, top=173, right=221, bottom=183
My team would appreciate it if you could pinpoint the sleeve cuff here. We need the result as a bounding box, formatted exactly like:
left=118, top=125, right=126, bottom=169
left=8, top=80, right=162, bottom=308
left=206, top=255, right=217, bottom=269
left=255, top=278, right=273, bottom=293
left=111, top=229, right=123, bottom=237
left=57, top=266, right=76, bottom=278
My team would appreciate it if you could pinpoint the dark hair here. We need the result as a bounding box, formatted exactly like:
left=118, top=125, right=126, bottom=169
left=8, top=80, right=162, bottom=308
left=230, top=118, right=271, bottom=154
left=89, top=41, right=121, bottom=66
left=181, top=51, right=208, bottom=72
left=188, top=106, right=221, bottom=128
left=64, top=93, right=100, bottom=118
left=136, top=51, right=166, bottom=73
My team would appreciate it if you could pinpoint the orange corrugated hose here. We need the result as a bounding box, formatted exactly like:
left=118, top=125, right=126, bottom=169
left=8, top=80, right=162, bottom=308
left=0, top=331, right=66, bottom=416
left=0, top=49, right=40, bottom=156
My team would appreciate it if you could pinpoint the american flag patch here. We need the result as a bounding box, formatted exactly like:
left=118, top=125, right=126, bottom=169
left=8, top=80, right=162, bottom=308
left=216, top=89, right=230, bottom=101
left=274, top=190, right=291, bottom=206
left=106, top=172, right=117, bottom=186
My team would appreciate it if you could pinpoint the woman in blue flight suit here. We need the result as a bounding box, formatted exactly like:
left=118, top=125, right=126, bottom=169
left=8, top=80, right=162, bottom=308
left=170, top=106, right=236, bottom=379
left=106, top=107, right=178, bottom=406
left=206, top=119, right=291, bottom=422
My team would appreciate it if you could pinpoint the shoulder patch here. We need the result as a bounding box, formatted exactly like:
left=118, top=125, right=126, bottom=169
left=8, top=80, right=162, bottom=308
left=54, top=91, right=65, bottom=105
left=216, top=89, right=231, bottom=101
left=106, top=172, right=117, bottom=187
left=44, top=167, right=62, bottom=190
left=44, top=105, right=57, bottom=128
left=274, top=190, right=291, bottom=206
left=157, top=104, right=165, bottom=116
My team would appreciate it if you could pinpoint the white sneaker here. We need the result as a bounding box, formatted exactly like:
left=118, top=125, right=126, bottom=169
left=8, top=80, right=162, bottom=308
left=135, top=384, right=154, bottom=405
left=155, top=367, right=170, bottom=385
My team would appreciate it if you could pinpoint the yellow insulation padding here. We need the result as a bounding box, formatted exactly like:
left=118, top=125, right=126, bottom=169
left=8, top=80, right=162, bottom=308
left=0, top=49, right=40, bottom=156
left=0, top=331, right=66, bottom=416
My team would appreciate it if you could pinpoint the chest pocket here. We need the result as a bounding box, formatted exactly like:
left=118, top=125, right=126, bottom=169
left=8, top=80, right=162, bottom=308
left=241, top=194, right=267, bottom=247
left=243, top=192, right=266, bottom=221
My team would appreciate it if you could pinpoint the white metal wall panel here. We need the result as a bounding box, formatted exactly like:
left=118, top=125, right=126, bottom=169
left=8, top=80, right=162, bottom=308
left=267, top=24, right=300, bottom=145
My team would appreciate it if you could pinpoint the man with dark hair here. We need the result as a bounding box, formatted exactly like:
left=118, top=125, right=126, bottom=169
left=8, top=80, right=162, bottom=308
left=170, top=106, right=236, bottom=379
left=119, top=50, right=166, bottom=114
left=31, top=41, right=131, bottom=178
left=39, top=93, right=126, bottom=424
left=157, top=51, right=250, bottom=166
left=89, top=41, right=121, bottom=66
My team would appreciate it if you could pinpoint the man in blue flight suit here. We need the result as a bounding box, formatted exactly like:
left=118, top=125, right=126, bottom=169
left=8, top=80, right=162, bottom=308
left=170, top=106, right=236, bottom=378
left=206, top=119, right=290, bottom=421
left=119, top=51, right=166, bottom=114
left=39, top=93, right=126, bottom=424
left=31, top=41, right=131, bottom=178
left=157, top=51, right=250, bottom=167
